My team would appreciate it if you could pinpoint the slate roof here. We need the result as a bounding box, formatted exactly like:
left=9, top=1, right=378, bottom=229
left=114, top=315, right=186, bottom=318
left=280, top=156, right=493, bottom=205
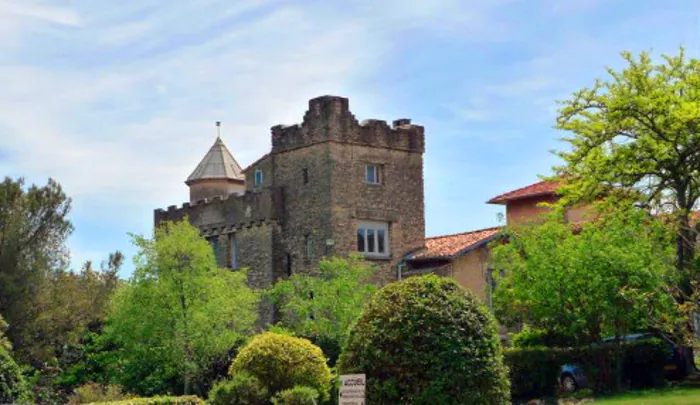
left=186, top=137, right=245, bottom=185
left=407, top=227, right=503, bottom=260
left=488, top=180, right=561, bottom=205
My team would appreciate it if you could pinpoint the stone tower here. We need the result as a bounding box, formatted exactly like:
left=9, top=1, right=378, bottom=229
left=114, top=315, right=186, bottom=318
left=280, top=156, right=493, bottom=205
left=186, top=136, right=245, bottom=203
left=155, top=95, right=426, bottom=321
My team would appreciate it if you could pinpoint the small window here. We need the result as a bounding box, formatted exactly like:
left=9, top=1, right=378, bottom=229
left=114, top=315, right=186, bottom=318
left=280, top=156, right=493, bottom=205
left=209, top=237, right=220, bottom=264
left=304, top=234, right=312, bottom=260
left=357, top=221, right=389, bottom=258
left=302, top=168, right=309, bottom=184
left=229, top=234, right=238, bottom=269
left=254, top=168, right=263, bottom=186
left=365, top=165, right=381, bottom=184
left=285, top=253, right=292, bottom=277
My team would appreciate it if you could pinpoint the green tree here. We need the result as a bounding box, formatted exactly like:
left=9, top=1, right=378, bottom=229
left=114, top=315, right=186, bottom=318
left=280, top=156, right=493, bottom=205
left=554, top=48, right=700, bottom=299
left=492, top=205, right=677, bottom=345
left=0, top=177, right=72, bottom=361
left=106, top=220, right=259, bottom=395
left=267, top=256, right=376, bottom=363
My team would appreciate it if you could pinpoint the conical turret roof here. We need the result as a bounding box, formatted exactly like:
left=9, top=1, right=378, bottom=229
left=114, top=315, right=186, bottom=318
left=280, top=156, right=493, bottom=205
left=186, top=137, right=245, bottom=185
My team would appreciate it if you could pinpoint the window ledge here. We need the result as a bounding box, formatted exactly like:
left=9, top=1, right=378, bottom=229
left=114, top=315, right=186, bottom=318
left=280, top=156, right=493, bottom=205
left=361, top=254, right=391, bottom=261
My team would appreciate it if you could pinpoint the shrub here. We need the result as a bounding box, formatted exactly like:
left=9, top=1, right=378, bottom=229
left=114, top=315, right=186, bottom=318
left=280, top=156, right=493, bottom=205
left=230, top=333, right=332, bottom=401
left=271, top=386, right=319, bottom=405
left=511, top=326, right=576, bottom=348
left=505, top=339, right=668, bottom=400
left=0, top=345, right=32, bottom=404
left=68, top=383, right=128, bottom=404
left=208, top=372, right=269, bottom=405
left=88, top=395, right=203, bottom=405
left=338, top=275, right=510, bottom=405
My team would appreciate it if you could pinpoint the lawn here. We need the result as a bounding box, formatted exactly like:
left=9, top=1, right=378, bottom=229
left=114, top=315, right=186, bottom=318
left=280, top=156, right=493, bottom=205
left=592, top=387, right=700, bottom=404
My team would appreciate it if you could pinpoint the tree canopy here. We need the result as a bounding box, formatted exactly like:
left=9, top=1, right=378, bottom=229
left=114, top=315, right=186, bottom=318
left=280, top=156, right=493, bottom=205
left=267, top=256, right=376, bottom=363
left=554, top=48, right=700, bottom=291
left=106, top=220, right=259, bottom=395
left=492, top=205, right=678, bottom=344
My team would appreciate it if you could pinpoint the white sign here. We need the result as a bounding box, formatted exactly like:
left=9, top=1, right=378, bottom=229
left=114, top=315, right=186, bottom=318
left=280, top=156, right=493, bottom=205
left=339, top=374, right=366, bottom=405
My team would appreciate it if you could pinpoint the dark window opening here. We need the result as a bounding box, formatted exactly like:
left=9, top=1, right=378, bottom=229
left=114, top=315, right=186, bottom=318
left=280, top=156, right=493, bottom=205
left=302, top=168, right=309, bottom=184
left=286, top=253, right=292, bottom=277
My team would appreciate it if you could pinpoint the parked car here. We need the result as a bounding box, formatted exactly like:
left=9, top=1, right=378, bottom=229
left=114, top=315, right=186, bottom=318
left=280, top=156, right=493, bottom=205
left=559, top=333, right=696, bottom=393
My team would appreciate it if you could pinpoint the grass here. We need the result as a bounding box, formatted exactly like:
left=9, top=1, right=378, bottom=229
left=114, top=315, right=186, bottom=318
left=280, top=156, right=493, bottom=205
left=592, top=387, right=700, bottom=404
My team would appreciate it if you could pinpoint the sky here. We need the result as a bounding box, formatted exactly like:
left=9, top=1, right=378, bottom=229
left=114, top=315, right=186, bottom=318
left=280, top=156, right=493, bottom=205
left=1, top=0, right=699, bottom=278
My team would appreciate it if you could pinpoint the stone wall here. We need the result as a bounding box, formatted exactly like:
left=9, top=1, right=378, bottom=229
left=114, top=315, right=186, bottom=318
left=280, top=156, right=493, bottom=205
left=329, top=142, right=425, bottom=284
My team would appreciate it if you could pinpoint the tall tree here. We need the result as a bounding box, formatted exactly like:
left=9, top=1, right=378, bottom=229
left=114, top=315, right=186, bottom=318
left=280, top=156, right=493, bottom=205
left=106, top=220, right=259, bottom=395
left=554, top=49, right=700, bottom=297
left=268, top=256, right=376, bottom=364
left=492, top=205, right=677, bottom=345
left=0, top=177, right=72, bottom=360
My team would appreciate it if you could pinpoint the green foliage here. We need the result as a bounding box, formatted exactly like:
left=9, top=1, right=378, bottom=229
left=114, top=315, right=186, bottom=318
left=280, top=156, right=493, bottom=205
left=492, top=205, right=677, bottom=344
left=268, top=256, right=376, bottom=365
left=511, top=325, right=576, bottom=348
left=0, top=177, right=73, bottom=363
left=338, top=275, right=510, bottom=405
left=208, top=372, right=269, bottom=405
left=553, top=48, right=699, bottom=301
left=271, top=386, right=319, bottom=405
left=106, top=220, right=259, bottom=396
left=68, top=382, right=129, bottom=404
left=88, top=395, right=204, bottom=405
left=0, top=315, right=11, bottom=351
left=56, top=330, right=121, bottom=392
left=0, top=345, right=32, bottom=403
left=230, top=333, right=332, bottom=402
left=505, top=339, right=668, bottom=400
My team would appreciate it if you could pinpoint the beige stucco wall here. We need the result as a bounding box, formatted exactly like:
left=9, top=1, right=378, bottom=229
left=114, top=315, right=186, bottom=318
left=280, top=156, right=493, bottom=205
left=449, top=245, right=491, bottom=302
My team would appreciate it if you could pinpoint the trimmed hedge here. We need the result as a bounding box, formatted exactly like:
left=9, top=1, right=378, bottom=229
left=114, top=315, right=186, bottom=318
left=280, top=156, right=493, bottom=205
left=208, top=372, right=269, bottom=405
left=230, top=333, right=332, bottom=402
left=338, top=275, right=510, bottom=405
left=271, top=386, right=319, bottom=405
left=0, top=345, right=32, bottom=404
left=505, top=339, right=668, bottom=400
left=88, top=396, right=204, bottom=405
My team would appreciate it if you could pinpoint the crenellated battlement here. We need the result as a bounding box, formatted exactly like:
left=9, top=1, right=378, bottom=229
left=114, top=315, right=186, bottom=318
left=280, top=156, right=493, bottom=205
left=154, top=187, right=285, bottom=234
left=270, top=95, right=424, bottom=154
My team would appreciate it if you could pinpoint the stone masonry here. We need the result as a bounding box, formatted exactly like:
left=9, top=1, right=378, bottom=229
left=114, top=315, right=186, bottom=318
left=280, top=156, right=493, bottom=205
left=155, top=95, right=426, bottom=323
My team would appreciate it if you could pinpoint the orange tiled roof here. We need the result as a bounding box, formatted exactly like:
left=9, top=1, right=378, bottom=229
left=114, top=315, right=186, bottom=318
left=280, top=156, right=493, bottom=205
left=409, top=227, right=503, bottom=259
left=487, top=180, right=561, bottom=205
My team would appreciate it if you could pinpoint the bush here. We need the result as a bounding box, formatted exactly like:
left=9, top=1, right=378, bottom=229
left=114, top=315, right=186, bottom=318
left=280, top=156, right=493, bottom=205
left=230, top=333, right=332, bottom=401
left=338, top=275, right=510, bottom=405
left=68, top=383, right=129, bottom=404
left=505, top=339, right=668, bottom=400
left=511, top=326, right=576, bottom=348
left=271, top=386, right=319, bottom=405
left=88, top=395, right=203, bottom=405
left=208, top=372, right=269, bottom=405
left=0, top=345, right=32, bottom=404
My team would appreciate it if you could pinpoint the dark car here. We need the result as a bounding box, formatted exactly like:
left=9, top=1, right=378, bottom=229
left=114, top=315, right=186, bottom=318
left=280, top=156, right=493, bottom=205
left=559, top=333, right=696, bottom=393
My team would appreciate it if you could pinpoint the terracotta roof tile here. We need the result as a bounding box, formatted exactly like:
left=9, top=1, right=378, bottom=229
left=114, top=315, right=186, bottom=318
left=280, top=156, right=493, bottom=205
left=409, top=227, right=503, bottom=259
left=487, top=180, right=561, bottom=205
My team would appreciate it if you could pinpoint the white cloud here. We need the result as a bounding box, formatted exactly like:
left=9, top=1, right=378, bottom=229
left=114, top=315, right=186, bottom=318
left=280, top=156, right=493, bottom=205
left=0, top=0, right=512, bottom=271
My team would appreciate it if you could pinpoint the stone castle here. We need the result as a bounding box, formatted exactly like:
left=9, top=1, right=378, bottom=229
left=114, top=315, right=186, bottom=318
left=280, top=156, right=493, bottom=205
left=155, top=95, right=426, bottom=321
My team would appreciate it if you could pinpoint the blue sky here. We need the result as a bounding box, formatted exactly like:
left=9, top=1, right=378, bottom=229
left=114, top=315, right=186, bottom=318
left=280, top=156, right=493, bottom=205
left=1, top=0, right=698, bottom=277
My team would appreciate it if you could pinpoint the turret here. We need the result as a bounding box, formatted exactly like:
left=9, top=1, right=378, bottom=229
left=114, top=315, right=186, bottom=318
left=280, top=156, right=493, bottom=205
left=185, top=123, right=245, bottom=203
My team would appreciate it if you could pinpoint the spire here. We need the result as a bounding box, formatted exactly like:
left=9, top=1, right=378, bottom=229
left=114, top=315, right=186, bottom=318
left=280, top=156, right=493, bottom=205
left=185, top=122, right=245, bottom=185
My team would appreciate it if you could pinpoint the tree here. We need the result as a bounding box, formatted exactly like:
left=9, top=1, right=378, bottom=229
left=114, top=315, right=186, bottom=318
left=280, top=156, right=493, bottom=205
left=106, top=220, right=259, bottom=395
left=339, top=275, right=510, bottom=405
left=554, top=48, right=700, bottom=298
left=492, top=205, right=677, bottom=345
left=267, top=256, right=375, bottom=364
left=0, top=177, right=72, bottom=360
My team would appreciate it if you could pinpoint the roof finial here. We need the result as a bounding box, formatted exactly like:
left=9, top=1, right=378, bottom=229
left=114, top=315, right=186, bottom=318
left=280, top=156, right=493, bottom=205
left=215, top=121, right=221, bottom=139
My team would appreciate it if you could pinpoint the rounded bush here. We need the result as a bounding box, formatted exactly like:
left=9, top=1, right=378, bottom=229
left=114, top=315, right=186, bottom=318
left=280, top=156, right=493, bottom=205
left=230, top=333, right=331, bottom=401
left=338, top=275, right=510, bottom=405
left=271, top=386, right=319, bottom=405
left=0, top=346, right=32, bottom=404
left=208, top=372, right=269, bottom=405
